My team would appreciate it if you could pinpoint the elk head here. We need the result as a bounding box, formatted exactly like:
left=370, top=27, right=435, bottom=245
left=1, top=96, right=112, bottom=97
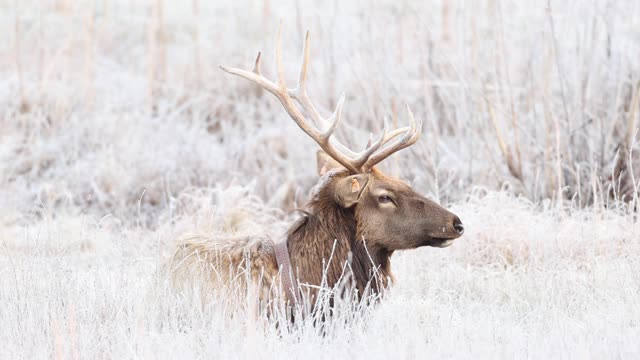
left=220, top=26, right=464, bottom=251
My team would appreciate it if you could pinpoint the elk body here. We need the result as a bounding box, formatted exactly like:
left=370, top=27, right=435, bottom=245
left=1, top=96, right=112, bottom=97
left=167, top=28, right=464, bottom=313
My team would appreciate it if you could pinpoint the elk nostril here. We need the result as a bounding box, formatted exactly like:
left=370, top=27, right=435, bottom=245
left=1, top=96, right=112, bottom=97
left=453, top=217, right=464, bottom=235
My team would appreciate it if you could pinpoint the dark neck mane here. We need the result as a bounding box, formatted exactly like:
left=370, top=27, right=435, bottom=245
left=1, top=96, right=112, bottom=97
left=286, top=176, right=393, bottom=300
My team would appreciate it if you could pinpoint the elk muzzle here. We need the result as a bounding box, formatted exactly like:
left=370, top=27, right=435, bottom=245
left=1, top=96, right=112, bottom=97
left=423, top=211, right=464, bottom=248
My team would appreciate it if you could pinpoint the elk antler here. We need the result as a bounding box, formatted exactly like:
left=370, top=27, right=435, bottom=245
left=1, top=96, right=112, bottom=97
left=219, top=25, right=423, bottom=173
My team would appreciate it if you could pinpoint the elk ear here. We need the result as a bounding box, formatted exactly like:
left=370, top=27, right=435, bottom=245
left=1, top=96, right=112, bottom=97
left=334, top=174, right=370, bottom=208
left=317, top=150, right=346, bottom=176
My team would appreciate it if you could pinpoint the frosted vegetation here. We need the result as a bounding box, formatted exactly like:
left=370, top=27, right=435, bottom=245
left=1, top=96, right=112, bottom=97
left=1, top=0, right=639, bottom=358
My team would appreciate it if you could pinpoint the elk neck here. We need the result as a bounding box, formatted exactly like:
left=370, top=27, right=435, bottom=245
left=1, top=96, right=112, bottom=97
left=285, top=177, right=393, bottom=298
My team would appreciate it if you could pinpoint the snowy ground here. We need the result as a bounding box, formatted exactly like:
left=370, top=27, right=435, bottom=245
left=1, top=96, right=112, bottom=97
left=1, top=1, right=639, bottom=358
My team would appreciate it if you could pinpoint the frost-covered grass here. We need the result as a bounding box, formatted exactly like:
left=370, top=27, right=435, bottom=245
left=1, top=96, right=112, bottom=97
left=2, top=192, right=639, bottom=359
left=1, top=0, right=640, bottom=358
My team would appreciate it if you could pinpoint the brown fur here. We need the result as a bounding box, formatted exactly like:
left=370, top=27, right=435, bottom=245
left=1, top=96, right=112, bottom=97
left=166, top=154, right=463, bottom=312
left=287, top=169, right=393, bottom=300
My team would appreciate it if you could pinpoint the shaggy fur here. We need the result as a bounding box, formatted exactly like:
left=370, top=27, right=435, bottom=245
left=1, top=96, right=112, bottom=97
left=166, top=157, right=462, bottom=313
left=166, top=174, right=393, bottom=310
left=165, top=231, right=278, bottom=308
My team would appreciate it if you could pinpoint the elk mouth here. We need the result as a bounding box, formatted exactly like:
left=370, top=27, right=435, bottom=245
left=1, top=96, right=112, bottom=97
left=423, top=235, right=460, bottom=248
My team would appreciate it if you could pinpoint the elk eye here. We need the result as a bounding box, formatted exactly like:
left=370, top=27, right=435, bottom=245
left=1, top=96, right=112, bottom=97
left=378, top=195, right=393, bottom=204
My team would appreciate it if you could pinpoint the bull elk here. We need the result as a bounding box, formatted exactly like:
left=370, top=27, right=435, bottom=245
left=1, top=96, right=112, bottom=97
left=167, top=27, right=464, bottom=314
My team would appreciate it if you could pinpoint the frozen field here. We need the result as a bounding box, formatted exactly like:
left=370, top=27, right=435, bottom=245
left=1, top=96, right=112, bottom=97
left=1, top=0, right=639, bottom=358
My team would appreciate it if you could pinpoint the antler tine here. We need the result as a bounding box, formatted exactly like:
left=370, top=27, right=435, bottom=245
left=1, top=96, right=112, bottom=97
left=252, top=52, right=262, bottom=74
left=289, top=40, right=331, bottom=131
left=384, top=126, right=412, bottom=142
left=287, top=30, right=360, bottom=158
left=362, top=104, right=423, bottom=171
left=290, top=31, right=367, bottom=160
left=321, top=92, right=345, bottom=139
left=349, top=117, right=389, bottom=168
left=406, top=105, right=424, bottom=141
left=275, top=24, right=286, bottom=88
left=298, top=31, right=310, bottom=89
left=219, top=61, right=282, bottom=99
